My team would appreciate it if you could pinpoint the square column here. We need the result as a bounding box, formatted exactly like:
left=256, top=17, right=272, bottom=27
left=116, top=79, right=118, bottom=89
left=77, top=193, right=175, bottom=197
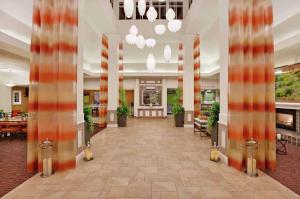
left=106, top=34, right=120, bottom=127
left=183, top=35, right=195, bottom=128
left=218, top=0, right=229, bottom=164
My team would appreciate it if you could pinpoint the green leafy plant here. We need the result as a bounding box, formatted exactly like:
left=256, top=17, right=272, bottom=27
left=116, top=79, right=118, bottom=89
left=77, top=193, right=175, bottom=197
left=172, top=88, right=185, bottom=115
left=117, top=89, right=129, bottom=116
left=84, top=106, right=94, bottom=130
left=207, top=102, right=220, bottom=131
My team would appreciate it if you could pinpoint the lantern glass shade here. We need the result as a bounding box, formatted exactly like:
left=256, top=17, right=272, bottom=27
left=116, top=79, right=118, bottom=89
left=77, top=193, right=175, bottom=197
left=136, top=35, right=145, bottom=49
left=126, top=34, right=137, bottom=45
left=124, top=0, right=134, bottom=18
left=168, top=19, right=182, bottom=33
left=164, top=44, right=172, bottom=62
left=154, top=24, right=166, bottom=35
left=147, top=54, right=156, bottom=73
left=166, top=8, right=175, bottom=21
left=146, top=38, right=156, bottom=48
left=129, top=25, right=138, bottom=35
left=147, top=6, right=158, bottom=22
left=138, top=0, right=146, bottom=16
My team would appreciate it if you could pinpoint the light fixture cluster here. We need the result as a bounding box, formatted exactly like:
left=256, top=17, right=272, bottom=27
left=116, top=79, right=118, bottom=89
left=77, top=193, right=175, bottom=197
left=126, top=25, right=156, bottom=49
left=124, top=0, right=181, bottom=72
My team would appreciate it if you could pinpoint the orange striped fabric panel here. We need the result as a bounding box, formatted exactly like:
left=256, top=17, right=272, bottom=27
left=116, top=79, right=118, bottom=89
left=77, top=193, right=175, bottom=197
left=228, top=0, right=276, bottom=171
left=27, top=0, right=77, bottom=173
left=99, top=35, right=109, bottom=128
left=193, top=35, right=201, bottom=117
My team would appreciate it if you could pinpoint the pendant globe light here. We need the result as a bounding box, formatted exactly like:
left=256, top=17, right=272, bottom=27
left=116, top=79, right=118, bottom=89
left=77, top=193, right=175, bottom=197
left=124, top=0, right=134, bottom=18
left=166, top=8, right=175, bottom=21
left=147, top=54, right=156, bottom=73
left=168, top=20, right=182, bottom=32
left=155, top=24, right=166, bottom=35
left=138, top=0, right=146, bottom=16
left=167, top=2, right=182, bottom=32
left=164, top=44, right=172, bottom=62
left=146, top=2, right=157, bottom=23
left=129, top=25, right=138, bottom=35
left=126, top=34, right=137, bottom=45
left=136, top=35, right=145, bottom=49
left=146, top=38, right=156, bottom=48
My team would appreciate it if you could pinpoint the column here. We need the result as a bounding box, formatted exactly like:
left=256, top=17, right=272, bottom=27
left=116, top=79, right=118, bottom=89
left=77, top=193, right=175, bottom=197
left=183, top=35, right=194, bottom=128
left=162, top=79, right=167, bottom=117
left=77, top=3, right=85, bottom=154
left=106, top=34, right=120, bottom=127
left=218, top=0, right=229, bottom=163
left=134, top=78, right=139, bottom=117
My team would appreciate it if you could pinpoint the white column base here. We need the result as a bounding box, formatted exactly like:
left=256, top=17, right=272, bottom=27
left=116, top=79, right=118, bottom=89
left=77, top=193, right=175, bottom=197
left=219, top=151, right=228, bottom=165
left=107, top=124, right=118, bottom=128
left=77, top=112, right=85, bottom=124
left=184, top=124, right=194, bottom=128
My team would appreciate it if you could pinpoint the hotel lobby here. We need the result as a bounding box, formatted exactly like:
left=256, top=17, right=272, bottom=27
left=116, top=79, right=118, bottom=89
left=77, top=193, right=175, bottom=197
left=0, top=0, right=300, bottom=198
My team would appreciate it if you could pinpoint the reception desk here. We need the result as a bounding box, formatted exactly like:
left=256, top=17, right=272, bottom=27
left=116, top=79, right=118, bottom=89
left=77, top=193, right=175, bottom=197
left=138, top=107, right=164, bottom=118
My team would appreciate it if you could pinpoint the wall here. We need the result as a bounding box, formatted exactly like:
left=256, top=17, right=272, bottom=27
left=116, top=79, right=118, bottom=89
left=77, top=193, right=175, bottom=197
left=0, top=84, right=12, bottom=112
left=11, top=86, right=28, bottom=112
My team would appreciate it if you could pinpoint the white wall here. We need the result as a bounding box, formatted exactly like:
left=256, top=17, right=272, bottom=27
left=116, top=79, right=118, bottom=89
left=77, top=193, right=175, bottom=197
left=0, top=84, right=11, bottom=112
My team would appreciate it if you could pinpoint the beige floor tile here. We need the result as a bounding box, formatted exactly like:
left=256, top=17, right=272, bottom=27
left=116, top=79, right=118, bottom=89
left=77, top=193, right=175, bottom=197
left=4, top=118, right=299, bottom=199
left=152, top=182, right=177, bottom=192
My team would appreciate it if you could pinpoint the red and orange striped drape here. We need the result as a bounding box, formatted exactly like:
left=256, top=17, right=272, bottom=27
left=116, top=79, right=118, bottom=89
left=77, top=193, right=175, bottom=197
left=28, top=0, right=78, bottom=172
left=228, top=0, right=276, bottom=171
left=99, top=35, right=109, bottom=128
left=194, top=35, right=201, bottom=117
left=178, top=43, right=184, bottom=103
left=119, top=42, right=124, bottom=92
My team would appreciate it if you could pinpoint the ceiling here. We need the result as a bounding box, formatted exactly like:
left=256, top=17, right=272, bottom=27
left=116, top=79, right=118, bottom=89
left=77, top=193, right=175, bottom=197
left=0, top=0, right=300, bottom=85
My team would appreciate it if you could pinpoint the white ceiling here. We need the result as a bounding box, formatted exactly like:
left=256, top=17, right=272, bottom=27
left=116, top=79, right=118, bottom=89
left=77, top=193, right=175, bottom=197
left=0, top=0, right=300, bottom=85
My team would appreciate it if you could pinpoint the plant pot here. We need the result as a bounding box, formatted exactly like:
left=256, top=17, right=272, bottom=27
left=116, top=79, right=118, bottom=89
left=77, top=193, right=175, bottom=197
left=174, top=113, right=184, bottom=127
left=211, top=123, right=218, bottom=145
left=118, top=114, right=127, bottom=127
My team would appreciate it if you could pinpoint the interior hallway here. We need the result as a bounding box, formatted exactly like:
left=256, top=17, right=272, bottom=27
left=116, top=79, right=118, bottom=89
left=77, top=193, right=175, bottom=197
left=3, top=118, right=299, bottom=199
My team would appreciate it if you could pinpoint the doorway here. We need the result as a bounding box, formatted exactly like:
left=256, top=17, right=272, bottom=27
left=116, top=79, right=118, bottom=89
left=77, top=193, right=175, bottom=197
left=125, top=90, right=134, bottom=117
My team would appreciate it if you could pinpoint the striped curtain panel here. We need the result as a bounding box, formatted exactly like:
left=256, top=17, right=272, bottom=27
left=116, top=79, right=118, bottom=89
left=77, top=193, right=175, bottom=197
left=194, top=35, right=201, bottom=117
left=228, top=0, right=276, bottom=171
left=28, top=0, right=78, bottom=172
left=119, top=42, right=124, bottom=93
left=99, top=35, right=109, bottom=128
left=178, top=43, right=184, bottom=103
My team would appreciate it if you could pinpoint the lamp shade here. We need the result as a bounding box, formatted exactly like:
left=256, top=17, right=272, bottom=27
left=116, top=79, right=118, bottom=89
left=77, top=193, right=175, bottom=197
left=136, top=35, right=145, bottom=49
left=168, top=19, right=182, bottom=32
left=138, top=0, right=146, bottom=16
left=146, top=38, right=156, bottom=48
left=166, top=8, right=175, bottom=21
left=147, top=54, right=156, bottom=73
left=129, top=25, right=138, bottom=35
left=147, top=6, right=157, bottom=22
left=126, top=34, right=137, bottom=45
left=154, top=24, right=166, bottom=35
left=164, top=44, right=172, bottom=62
left=124, top=0, right=134, bottom=18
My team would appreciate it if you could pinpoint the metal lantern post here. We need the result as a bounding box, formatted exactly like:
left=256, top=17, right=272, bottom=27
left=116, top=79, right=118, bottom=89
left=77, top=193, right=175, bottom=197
left=246, top=139, right=258, bottom=177
left=40, top=138, right=53, bottom=177
left=210, top=142, right=220, bottom=162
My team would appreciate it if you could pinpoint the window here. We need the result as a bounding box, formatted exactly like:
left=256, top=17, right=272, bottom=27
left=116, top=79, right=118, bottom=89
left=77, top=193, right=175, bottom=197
left=12, top=90, right=22, bottom=105
left=169, top=1, right=183, bottom=19
left=153, top=2, right=166, bottom=19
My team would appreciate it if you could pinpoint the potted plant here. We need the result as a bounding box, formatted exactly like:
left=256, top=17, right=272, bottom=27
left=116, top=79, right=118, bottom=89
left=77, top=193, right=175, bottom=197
left=83, top=106, right=94, bottom=143
left=117, top=89, right=129, bottom=127
left=207, top=102, right=220, bottom=145
left=172, top=89, right=185, bottom=127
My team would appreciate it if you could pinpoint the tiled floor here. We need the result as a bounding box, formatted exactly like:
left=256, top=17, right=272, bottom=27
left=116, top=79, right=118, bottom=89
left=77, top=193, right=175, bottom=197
left=3, top=118, right=300, bottom=199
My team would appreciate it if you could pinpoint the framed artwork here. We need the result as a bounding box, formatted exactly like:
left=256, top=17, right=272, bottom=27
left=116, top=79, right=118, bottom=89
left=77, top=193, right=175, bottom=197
left=12, top=90, right=22, bottom=105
